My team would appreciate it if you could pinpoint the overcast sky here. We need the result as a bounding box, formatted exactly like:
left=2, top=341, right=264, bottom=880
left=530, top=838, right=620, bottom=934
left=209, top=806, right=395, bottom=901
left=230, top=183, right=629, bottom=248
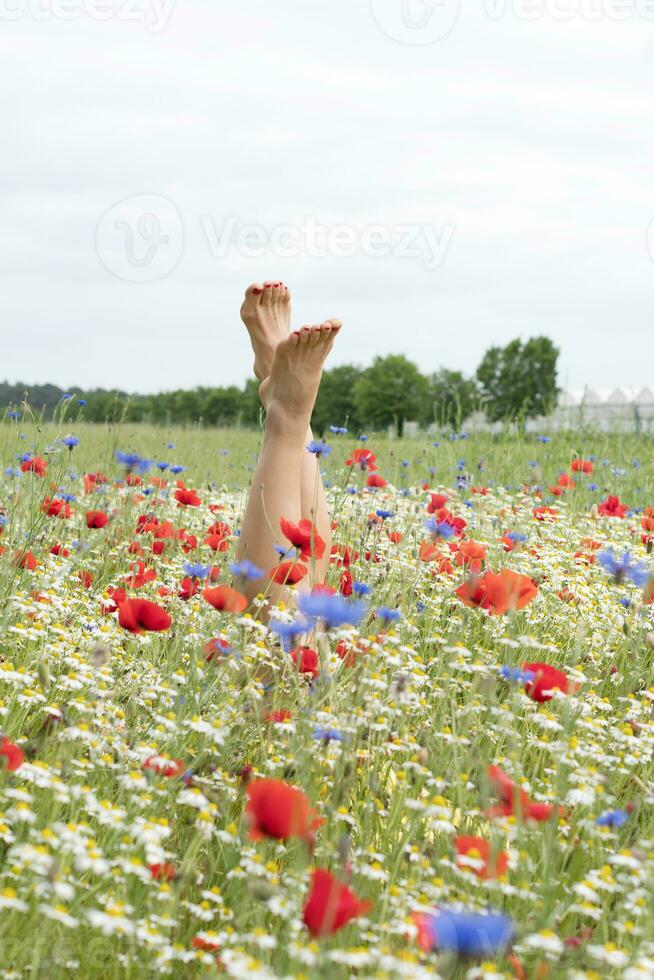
left=2, top=0, right=654, bottom=394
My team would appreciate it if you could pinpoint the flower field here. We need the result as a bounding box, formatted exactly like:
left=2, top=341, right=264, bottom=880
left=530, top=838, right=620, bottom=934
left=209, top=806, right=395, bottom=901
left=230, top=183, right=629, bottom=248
left=1, top=418, right=654, bottom=979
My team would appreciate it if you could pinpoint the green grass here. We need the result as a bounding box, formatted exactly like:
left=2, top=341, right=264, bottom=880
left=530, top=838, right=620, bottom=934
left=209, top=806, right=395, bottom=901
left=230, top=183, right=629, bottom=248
left=0, top=418, right=653, bottom=978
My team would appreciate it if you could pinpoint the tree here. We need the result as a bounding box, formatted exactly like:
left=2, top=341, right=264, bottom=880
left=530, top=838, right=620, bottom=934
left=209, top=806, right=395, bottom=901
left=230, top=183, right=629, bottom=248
left=354, top=355, right=429, bottom=437
left=311, top=365, right=364, bottom=435
left=476, top=337, right=559, bottom=423
left=425, top=369, right=479, bottom=429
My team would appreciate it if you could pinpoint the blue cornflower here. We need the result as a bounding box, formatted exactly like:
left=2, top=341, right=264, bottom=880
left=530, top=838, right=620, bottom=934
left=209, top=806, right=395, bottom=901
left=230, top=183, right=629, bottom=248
left=166, top=442, right=175, bottom=449
left=345, top=486, right=357, bottom=495
left=620, top=598, right=632, bottom=609
left=62, top=435, right=79, bottom=449
left=358, top=433, right=369, bottom=442
left=415, top=908, right=514, bottom=956
left=353, top=582, right=372, bottom=596
left=596, top=809, right=629, bottom=828
left=307, top=439, right=332, bottom=458
left=61, top=393, right=73, bottom=400
left=182, top=562, right=211, bottom=579
left=169, top=465, right=186, bottom=475
left=598, top=550, right=650, bottom=587
left=329, top=425, right=348, bottom=435
left=312, top=727, right=346, bottom=742
left=375, top=606, right=401, bottom=625
left=156, top=461, right=170, bottom=471
left=376, top=509, right=394, bottom=519
left=500, top=665, right=536, bottom=684
left=4, top=467, right=19, bottom=477
left=0, top=515, right=8, bottom=527
left=269, top=618, right=310, bottom=652
left=297, top=592, right=366, bottom=629
left=613, top=467, right=627, bottom=477
left=230, top=560, right=264, bottom=581
left=425, top=518, right=455, bottom=539
left=432, top=441, right=440, bottom=447
left=58, top=493, right=77, bottom=503
left=538, top=435, right=551, bottom=444
left=7, top=411, right=20, bottom=420
left=456, top=475, right=470, bottom=490
left=401, top=460, right=410, bottom=468
left=115, top=450, right=142, bottom=468
left=416, top=601, right=426, bottom=613
left=588, top=483, right=599, bottom=491
left=456, top=459, right=466, bottom=471
left=77, top=399, right=87, bottom=406
left=507, top=531, right=527, bottom=543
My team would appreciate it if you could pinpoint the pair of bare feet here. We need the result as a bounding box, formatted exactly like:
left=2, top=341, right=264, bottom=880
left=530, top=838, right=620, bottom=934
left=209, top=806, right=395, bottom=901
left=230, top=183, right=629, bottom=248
left=240, top=281, right=341, bottom=434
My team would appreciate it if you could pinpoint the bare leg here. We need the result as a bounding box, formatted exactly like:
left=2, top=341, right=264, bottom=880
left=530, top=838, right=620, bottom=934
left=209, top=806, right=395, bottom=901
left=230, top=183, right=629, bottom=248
left=240, top=282, right=334, bottom=583
left=235, top=322, right=341, bottom=607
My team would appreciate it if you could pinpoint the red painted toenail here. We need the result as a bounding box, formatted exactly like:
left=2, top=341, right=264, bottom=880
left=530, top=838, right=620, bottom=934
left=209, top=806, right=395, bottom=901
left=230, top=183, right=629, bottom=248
left=264, top=282, right=271, bottom=287
left=252, top=288, right=262, bottom=294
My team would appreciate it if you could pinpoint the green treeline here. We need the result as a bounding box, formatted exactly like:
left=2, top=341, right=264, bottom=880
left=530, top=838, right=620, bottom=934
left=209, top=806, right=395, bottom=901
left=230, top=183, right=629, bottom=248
left=1, top=337, right=559, bottom=435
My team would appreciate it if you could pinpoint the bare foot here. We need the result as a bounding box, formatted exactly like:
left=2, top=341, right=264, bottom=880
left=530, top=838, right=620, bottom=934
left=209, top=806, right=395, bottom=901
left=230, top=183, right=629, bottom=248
left=260, top=321, right=341, bottom=433
left=240, top=281, right=292, bottom=381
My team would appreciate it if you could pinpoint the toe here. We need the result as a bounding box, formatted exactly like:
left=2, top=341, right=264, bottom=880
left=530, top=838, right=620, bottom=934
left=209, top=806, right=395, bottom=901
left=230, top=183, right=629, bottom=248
left=261, top=282, right=274, bottom=306
left=243, top=283, right=264, bottom=305
left=307, top=326, right=323, bottom=346
left=297, top=326, right=312, bottom=345
left=282, top=284, right=292, bottom=304
left=271, top=282, right=283, bottom=303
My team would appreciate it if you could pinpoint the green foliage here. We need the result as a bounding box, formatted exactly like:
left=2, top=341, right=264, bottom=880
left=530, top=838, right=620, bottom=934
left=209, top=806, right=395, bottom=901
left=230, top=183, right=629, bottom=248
left=476, top=337, right=560, bottom=423
left=0, top=335, right=560, bottom=432
left=424, top=369, right=479, bottom=429
left=353, top=355, right=430, bottom=437
left=311, top=365, right=364, bottom=435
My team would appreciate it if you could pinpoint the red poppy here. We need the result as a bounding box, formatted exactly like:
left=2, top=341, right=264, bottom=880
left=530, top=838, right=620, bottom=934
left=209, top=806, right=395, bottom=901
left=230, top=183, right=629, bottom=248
left=522, top=662, right=569, bottom=702
left=345, top=448, right=377, bottom=471
left=366, top=473, right=387, bottom=489
left=118, top=598, right=172, bottom=634
left=486, top=765, right=557, bottom=822
left=571, top=459, right=593, bottom=474
left=102, top=586, right=127, bottom=613
left=178, top=577, right=201, bottom=601
left=204, top=533, right=230, bottom=552
left=14, top=550, right=38, bottom=570
left=84, top=472, right=108, bottom=493
left=78, top=570, right=93, bottom=589
left=339, top=570, right=353, bottom=596
left=387, top=531, right=402, bottom=544
left=202, top=586, right=248, bottom=613
left=0, top=736, right=24, bottom=771
left=174, top=487, right=201, bottom=507
left=149, top=863, right=176, bottom=881
left=598, top=495, right=629, bottom=518
left=427, top=493, right=449, bottom=512
left=558, top=473, right=576, bottom=488
left=50, top=543, right=69, bottom=557
left=303, top=869, right=371, bottom=937
left=42, top=498, right=72, bottom=519
left=454, top=836, right=509, bottom=879
left=280, top=518, right=325, bottom=561
left=142, top=755, right=186, bottom=778
left=291, top=646, right=320, bottom=678
left=533, top=506, right=557, bottom=521
left=20, top=456, right=48, bottom=476
left=266, top=709, right=293, bottom=723
left=335, top=638, right=368, bottom=667
left=456, top=569, right=538, bottom=616
left=455, top=540, right=487, bottom=574
left=123, top=561, right=156, bottom=589
left=430, top=507, right=467, bottom=537
left=86, top=510, right=109, bottom=529
left=245, top=778, right=323, bottom=842
left=270, top=561, right=308, bottom=585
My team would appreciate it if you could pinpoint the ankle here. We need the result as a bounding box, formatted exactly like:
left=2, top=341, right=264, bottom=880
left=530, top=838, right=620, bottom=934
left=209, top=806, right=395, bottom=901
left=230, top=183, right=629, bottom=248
left=265, top=399, right=311, bottom=441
